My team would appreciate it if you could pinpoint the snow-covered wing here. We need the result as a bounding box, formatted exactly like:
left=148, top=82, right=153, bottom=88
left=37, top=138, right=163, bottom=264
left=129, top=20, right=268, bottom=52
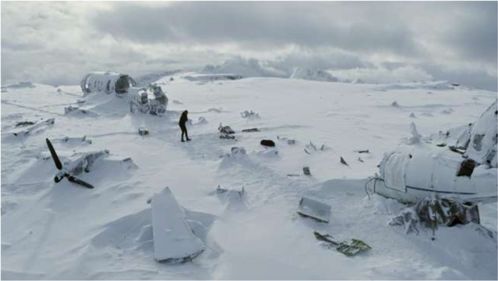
left=151, top=187, right=204, bottom=262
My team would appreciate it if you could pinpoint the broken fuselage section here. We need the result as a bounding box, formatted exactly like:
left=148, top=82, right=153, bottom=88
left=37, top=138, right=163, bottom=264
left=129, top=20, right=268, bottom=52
left=80, top=72, right=168, bottom=116
left=368, top=100, right=497, bottom=204
left=81, top=72, right=136, bottom=96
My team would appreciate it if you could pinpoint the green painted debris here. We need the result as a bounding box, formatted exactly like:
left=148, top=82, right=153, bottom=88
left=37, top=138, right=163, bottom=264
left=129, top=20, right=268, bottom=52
left=314, top=231, right=371, bottom=257
left=336, top=239, right=372, bottom=256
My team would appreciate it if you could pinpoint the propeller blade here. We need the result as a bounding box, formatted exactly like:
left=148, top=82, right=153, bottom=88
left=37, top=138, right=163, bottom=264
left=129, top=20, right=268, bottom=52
left=54, top=173, right=65, bottom=183
left=46, top=138, right=63, bottom=170
left=67, top=175, right=94, bottom=189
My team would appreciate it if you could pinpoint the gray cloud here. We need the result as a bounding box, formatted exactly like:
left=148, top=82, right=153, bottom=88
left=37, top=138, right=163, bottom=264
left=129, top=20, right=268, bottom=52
left=442, top=3, right=497, bottom=63
left=1, top=1, right=496, bottom=90
left=272, top=48, right=371, bottom=71
left=93, top=2, right=421, bottom=56
left=423, top=63, right=497, bottom=91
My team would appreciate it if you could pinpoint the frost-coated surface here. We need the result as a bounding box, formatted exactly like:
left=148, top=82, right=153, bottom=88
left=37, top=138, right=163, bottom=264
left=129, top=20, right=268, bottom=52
left=1, top=76, right=497, bottom=279
left=151, top=187, right=204, bottom=262
left=465, top=100, right=497, bottom=167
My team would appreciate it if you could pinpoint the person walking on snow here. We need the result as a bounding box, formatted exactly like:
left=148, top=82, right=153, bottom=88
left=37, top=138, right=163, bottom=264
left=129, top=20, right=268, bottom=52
left=179, top=110, right=191, bottom=142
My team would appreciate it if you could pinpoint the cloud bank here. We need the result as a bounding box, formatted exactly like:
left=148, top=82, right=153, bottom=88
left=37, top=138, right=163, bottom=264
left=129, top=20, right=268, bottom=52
left=1, top=2, right=496, bottom=90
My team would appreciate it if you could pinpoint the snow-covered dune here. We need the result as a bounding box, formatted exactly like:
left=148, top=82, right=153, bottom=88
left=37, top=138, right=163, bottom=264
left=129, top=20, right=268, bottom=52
left=2, top=74, right=496, bottom=279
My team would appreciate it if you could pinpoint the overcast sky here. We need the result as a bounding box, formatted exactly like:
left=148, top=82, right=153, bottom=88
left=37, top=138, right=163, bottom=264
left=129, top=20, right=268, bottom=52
left=1, top=1, right=497, bottom=90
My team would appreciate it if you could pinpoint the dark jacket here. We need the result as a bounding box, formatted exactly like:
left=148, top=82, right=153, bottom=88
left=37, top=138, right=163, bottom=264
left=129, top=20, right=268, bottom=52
left=179, top=111, right=188, bottom=126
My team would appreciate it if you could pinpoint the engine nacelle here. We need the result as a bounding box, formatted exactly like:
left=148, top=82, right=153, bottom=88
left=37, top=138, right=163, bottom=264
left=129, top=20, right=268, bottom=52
left=80, top=72, right=136, bottom=95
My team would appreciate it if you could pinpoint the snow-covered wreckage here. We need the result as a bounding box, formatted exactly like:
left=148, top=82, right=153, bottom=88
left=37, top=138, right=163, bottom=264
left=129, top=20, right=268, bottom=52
left=79, top=71, right=168, bottom=116
left=151, top=187, right=205, bottom=262
left=368, top=100, right=497, bottom=204
left=80, top=71, right=137, bottom=95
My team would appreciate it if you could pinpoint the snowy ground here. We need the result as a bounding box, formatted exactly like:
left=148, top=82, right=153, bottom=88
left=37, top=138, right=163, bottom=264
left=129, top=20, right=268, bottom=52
left=1, top=76, right=497, bottom=279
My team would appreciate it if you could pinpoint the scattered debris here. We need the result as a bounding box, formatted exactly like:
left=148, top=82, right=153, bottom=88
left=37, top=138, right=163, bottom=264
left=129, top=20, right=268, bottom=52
left=216, top=185, right=245, bottom=198
left=304, top=141, right=328, bottom=154
left=409, top=112, right=416, bottom=118
left=240, top=110, right=260, bottom=119
left=121, top=157, right=139, bottom=170
left=287, top=173, right=300, bottom=177
left=358, top=157, right=364, bottom=163
left=15, top=121, right=35, bottom=127
left=220, top=135, right=236, bottom=140
left=433, top=121, right=473, bottom=153
left=303, top=166, right=311, bottom=176
left=190, top=116, right=208, bottom=125
left=340, top=157, right=349, bottom=166
left=219, top=123, right=235, bottom=134
left=391, top=101, right=399, bottom=107
left=277, top=136, right=296, bottom=145
left=388, top=207, right=420, bottom=234
left=260, top=139, right=275, bottom=147
left=57, top=136, right=92, bottom=145
left=354, top=149, right=369, bottom=154
left=198, top=117, right=208, bottom=124
left=257, top=149, right=279, bottom=157
left=230, top=146, right=247, bottom=156
left=314, top=231, right=371, bottom=257
left=297, top=197, right=331, bottom=223
left=13, top=118, right=55, bottom=136
left=441, top=108, right=454, bottom=114
left=389, top=196, right=480, bottom=238
left=64, top=105, right=98, bottom=116
left=172, top=99, right=183, bottom=105
left=449, top=145, right=465, bottom=154
left=45, top=138, right=95, bottom=189
left=214, top=185, right=246, bottom=211
left=138, top=127, right=149, bottom=136
left=305, top=142, right=317, bottom=152
left=64, top=105, right=77, bottom=114
left=65, top=150, right=110, bottom=176
left=219, top=123, right=235, bottom=139
left=242, top=128, right=259, bottom=133
left=65, top=105, right=86, bottom=114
